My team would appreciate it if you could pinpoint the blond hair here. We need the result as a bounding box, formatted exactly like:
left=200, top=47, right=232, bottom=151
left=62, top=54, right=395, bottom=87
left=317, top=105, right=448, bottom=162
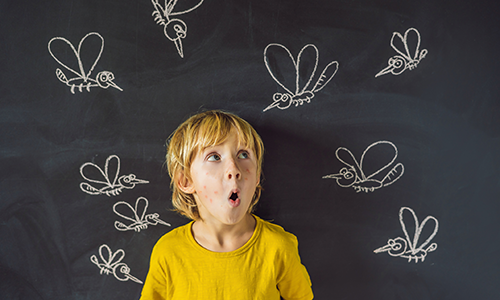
left=166, top=110, right=264, bottom=220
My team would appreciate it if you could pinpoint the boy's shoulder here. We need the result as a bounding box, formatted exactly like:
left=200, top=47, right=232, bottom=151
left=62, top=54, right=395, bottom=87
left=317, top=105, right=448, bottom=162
left=256, top=215, right=299, bottom=248
left=153, top=221, right=193, bottom=250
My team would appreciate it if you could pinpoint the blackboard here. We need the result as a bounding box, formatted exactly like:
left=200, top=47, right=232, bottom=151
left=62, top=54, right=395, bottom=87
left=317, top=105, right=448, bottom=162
left=1, top=0, right=500, bottom=299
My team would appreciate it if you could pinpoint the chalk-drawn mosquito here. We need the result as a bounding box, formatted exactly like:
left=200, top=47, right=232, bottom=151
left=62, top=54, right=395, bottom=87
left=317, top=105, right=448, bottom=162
left=151, top=0, right=205, bottom=58
left=375, top=27, right=428, bottom=77
left=113, top=197, right=171, bottom=232
left=80, top=155, right=149, bottom=197
left=374, top=207, right=438, bottom=263
left=48, top=32, right=122, bottom=94
left=263, top=43, right=339, bottom=112
left=90, top=244, right=143, bottom=284
left=322, top=141, right=404, bottom=193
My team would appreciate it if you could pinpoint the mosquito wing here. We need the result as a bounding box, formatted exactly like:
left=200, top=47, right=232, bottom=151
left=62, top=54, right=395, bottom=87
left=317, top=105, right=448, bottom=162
left=295, top=44, right=319, bottom=95
left=312, top=60, right=339, bottom=92
left=169, top=0, right=204, bottom=16
left=360, top=141, right=399, bottom=180
left=80, top=154, right=120, bottom=188
left=98, top=244, right=125, bottom=267
left=134, top=197, right=149, bottom=221
left=264, top=43, right=297, bottom=96
left=390, top=28, right=422, bottom=62
left=114, top=201, right=141, bottom=223
left=399, top=207, right=439, bottom=254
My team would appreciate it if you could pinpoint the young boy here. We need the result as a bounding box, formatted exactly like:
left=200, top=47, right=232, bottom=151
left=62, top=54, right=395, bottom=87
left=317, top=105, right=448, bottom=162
left=140, top=110, right=313, bottom=300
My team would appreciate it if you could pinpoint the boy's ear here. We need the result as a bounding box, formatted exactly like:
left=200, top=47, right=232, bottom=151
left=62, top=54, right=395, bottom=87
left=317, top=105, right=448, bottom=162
left=177, top=171, right=196, bottom=194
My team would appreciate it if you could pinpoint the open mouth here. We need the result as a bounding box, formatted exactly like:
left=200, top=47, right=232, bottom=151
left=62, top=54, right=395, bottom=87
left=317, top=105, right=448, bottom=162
left=228, top=191, right=240, bottom=208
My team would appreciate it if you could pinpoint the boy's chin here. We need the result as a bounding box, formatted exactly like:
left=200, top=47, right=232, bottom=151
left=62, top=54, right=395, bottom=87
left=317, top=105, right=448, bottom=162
left=218, top=210, right=252, bottom=226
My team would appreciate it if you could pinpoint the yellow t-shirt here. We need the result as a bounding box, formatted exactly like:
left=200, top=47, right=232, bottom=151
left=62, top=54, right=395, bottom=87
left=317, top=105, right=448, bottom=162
left=140, top=215, right=313, bottom=300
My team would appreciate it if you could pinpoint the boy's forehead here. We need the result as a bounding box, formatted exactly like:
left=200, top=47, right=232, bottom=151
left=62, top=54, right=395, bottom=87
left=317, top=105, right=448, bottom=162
left=197, top=132, right=250, bottom=151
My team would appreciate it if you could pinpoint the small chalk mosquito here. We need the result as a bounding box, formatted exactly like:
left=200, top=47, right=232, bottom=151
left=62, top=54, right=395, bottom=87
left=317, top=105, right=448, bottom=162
left=263, top=43, right=339, bottom=112
left=90, top=244, right=143, bottom=284
left=375, top=27, right=428, bottom=77
left=374, top=207, right=439, bottom=263
left=80, top=155, right=149, bottom=197
left=323, top=141, right=404, bottom=193
left=48, top=32, right=122, bottom=94
left=113, top=197, right=171, bottom=232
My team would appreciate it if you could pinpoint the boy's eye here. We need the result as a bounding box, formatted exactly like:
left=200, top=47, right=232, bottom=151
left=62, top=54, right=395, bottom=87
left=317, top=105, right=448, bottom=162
left=207, top=154, right=221, bottom=161
left=238, top=151, right=249, bottom=159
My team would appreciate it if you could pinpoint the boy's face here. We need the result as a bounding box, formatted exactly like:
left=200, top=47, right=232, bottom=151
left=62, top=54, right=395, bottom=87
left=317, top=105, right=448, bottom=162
left=185, top=129, right=259, bottom=225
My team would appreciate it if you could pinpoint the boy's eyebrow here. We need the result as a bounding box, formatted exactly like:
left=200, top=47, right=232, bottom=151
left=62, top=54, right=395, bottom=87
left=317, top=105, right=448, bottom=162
left=199, top=142, right=253, bottom=152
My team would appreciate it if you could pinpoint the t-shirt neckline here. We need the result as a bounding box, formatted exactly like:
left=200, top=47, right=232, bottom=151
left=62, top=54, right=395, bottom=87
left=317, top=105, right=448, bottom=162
left=186, top=214, right=262, bottom=258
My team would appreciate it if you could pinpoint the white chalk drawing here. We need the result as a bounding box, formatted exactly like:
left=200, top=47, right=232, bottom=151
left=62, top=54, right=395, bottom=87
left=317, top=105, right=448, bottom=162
left=374, top=207, right=439, bottom=263
left=48, top=32, right=122, bottom=93
left=322, top=141, right=404, bottom=193
left=80, top=155, right=149, bottom=197
left=263, top=43, right=339, bottom=112
left=90, top=244, right=143, bottom=284
left=375, top=27, right=428, bottom=77
left=151, top=0, right=205, bottom=58
left=114, top=197, right=171, bottom=232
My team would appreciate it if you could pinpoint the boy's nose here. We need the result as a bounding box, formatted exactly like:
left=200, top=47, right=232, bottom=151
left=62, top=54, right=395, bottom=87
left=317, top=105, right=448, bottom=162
left=226, top=158, right=241, bottom=180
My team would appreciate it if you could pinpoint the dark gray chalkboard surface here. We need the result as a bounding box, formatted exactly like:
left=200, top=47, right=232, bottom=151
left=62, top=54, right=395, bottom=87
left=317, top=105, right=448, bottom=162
left=1, top=0, right=500, bottom=299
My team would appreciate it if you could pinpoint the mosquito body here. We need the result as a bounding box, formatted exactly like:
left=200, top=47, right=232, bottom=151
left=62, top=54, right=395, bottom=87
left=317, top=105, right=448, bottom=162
left=56, top=69, right=122, bottom=94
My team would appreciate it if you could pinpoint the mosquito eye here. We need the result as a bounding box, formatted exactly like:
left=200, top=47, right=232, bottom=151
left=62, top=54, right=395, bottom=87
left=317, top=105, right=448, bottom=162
left=389, top=57, right=404, bottom=68
left=281, top=93, right=291, bottom=101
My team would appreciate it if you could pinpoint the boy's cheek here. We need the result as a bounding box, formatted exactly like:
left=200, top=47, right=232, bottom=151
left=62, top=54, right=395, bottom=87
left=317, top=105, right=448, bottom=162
left=201, top=164, right=222, bottom=173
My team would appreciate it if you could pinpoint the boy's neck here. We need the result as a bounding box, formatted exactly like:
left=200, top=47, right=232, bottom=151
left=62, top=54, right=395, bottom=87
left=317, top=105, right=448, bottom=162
left=191, top=214, right=256, bottom=253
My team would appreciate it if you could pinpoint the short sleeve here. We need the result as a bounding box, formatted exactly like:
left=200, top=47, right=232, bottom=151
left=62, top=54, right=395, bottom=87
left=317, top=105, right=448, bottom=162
left=276, top=235, right=314, bottom=300
left=140, top=242, right=168, bottom=300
